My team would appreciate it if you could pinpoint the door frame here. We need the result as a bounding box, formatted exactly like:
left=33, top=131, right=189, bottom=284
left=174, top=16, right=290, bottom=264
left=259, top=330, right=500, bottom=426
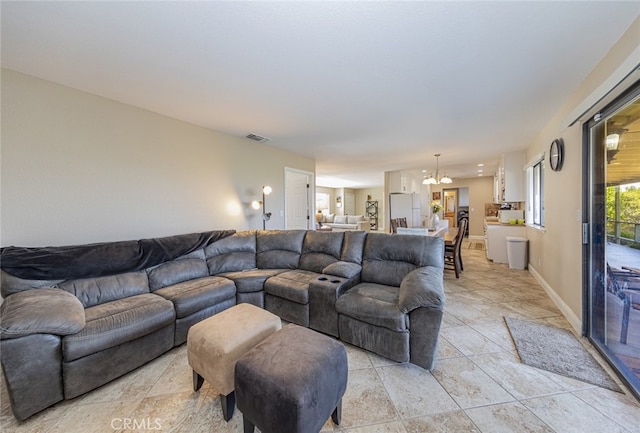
left=582, top=78, right=640, bottom=400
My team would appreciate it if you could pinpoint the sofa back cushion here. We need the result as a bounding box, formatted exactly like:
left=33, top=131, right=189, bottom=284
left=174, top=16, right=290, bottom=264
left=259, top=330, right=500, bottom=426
left=334, top=215, right=348, bottom=224
left=256, top=230, right=305, bottom=269
left=341, top=231, right=367, bottom=264
left=347, top=215, right=364, bottom=224
left=361, top=233, right=444, bottom=287
left=147, top=256, right=209, bottom=291
left=0, top=270, right=62, bottom=297
left=57, top=271, right=150, bottom=308
left=298, top=231, right=344, bottom=273
left=205, top=231, right=257, bottom=275
left=322, top=213, right=335, bottom=223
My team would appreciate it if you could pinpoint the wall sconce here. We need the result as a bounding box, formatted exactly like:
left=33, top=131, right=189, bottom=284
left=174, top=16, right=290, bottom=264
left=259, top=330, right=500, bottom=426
left=336, top=196, right=342, bottom=208
left=251, top=185, right=272, bottom=229
left=606, top=133, right=620, bottom=163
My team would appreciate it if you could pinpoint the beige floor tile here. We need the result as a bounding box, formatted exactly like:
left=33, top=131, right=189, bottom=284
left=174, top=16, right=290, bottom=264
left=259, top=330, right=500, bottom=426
left=403, top=410, right=481, bottom=433
left=147, top=347, right=196, bottom=397
left=344, top=343, right=374, bottom=370
left=465, top=402, right=554, bottom=433
left=522, top=393, right=629, bottom=433
left=48, top=399, right=140, bottom=433
left=117, top=389, right=211, bottom=433
left=432, top=357, right=515, bottom=409
left=337, top=420, right=407, bottom=433
left=441, top=312, right=465, bottom=328
left=440, top=326, right=504, bottom=356
left=376, top=364, right=459, bottom=418
left=469, top=322, right=516, bottom=351
left=573, top=386, right=640, bottom=432
left=436, top=337, right=464, bottom=359
left=469, top=352, right=570, bottom=399
left=339, top=368, right=399, bottom=429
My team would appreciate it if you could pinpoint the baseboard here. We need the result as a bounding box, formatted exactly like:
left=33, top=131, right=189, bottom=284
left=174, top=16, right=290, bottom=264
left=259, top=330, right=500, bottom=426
left=528, top=264, right=582, bottom=333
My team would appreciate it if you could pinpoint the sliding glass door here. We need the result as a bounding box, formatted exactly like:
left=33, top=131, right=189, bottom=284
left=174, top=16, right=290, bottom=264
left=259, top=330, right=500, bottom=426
left=585, top=81, right=640, bottom=399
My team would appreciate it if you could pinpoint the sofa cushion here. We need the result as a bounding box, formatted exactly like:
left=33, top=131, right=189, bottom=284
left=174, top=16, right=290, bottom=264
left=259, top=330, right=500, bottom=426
left=361, top=233, right=443, bottom=287
left=341, top=231, right=367, bottom=264
left=1, top=288, right=85, bottom=339
left=256, top=230, right=305, bottom=269
left=335, top=283, right=408, bottom=332
left=323, top=213, right=335, bottom=223
left=57, top=271, right=149, bottom=308
left=0, top=270, right=62, bottom=298
left=220, top=269, right=284, bottom=293
left=62, top=293, right=175, bottom=362
left=147, top=258, right=209, bottom=291
left=322, top=261, right=362, bottom=279
left=298, top=231, right=343, bottom=273
left=264, top=270, right=319, bottom=304
left=399, top=266, right=445, bottom=313
left=334, top=215, right=348, bottom=224
left=205, top=231, right=257, bottom=275
left=153, top=276, right=236, bottom=318
left=347, top=215, right=364, bottom=224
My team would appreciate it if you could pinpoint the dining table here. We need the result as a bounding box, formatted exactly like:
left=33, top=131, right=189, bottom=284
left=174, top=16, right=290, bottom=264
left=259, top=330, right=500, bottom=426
left=396, top=225, right=459, bottom=247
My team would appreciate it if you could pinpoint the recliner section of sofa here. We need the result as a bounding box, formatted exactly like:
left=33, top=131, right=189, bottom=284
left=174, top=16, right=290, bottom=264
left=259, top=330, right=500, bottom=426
left=0, top=228, right=444, bottom=421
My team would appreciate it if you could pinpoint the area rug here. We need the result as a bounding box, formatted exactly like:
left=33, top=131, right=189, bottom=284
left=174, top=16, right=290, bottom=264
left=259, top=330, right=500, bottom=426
left=504, top=316, right=622, bottom=392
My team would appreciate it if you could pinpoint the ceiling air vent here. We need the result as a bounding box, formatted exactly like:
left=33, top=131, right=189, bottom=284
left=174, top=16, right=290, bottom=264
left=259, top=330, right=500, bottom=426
left=245, top=133, right=271, bottom=143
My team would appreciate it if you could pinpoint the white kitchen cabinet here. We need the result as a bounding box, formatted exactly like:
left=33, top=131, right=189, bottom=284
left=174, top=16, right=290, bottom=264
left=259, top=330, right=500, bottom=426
left=485, top=223, right=526, bottom=263
left=499, top=151, right=526, bottom=202
left=388, top=171, right=419, bottom=193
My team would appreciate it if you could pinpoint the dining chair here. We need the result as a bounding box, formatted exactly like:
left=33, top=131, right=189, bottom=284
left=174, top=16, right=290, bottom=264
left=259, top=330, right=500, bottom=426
left=390, top=219, right=398, bottom=234
left=608, top=263, right=640, bottom=344
left=444, top=218, right=467, bottom=278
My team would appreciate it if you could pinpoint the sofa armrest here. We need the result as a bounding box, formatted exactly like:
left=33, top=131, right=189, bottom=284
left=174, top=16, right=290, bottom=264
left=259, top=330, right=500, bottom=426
left=356, top=221, right=371, bottom=231
left=1, top=288, right=86, bottom=339
left=322, top=261, right=362, bottom=279
left=398, top=266, right=445, bottom=313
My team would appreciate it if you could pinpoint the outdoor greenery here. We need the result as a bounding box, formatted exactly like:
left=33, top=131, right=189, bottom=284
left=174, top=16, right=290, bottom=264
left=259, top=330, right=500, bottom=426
left=607, top=185, right=640, bottom=248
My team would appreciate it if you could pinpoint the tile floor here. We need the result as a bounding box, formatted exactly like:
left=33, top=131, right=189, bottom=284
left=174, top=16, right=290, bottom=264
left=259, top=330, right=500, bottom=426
left=2, top=242, right=640, bottom=432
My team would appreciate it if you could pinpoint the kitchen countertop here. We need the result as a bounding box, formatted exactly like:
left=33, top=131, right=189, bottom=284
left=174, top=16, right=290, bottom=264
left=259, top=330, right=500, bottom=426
left=485, top=221, right=525, bottom=226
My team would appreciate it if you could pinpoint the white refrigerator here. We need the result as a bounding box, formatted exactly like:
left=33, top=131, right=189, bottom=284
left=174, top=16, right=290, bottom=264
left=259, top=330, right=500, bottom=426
left=389, top=193, right=422, bottom=228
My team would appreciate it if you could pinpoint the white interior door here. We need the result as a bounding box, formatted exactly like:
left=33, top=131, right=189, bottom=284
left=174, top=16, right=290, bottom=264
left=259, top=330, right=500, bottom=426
left=345, top=192, right=355, bottom=215
left=285, top=168, right=313, bottom=229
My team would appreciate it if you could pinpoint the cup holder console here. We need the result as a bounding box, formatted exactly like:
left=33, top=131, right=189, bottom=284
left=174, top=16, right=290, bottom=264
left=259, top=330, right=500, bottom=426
left=315, top=276, right=344, bottom=286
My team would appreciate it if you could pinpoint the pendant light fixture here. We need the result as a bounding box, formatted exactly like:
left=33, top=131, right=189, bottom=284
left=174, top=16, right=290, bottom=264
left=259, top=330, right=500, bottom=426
left=422, top=154, right=452, bottom=185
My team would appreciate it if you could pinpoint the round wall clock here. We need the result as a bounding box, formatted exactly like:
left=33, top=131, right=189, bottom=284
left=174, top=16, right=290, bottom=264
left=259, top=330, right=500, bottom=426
left=549, top=138, right=564, bottom=171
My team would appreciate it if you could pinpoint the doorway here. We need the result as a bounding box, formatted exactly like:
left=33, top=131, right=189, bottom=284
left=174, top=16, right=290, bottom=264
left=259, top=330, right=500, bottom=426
left=285, top=168, right=313, bottom=230
left=585, top=80, right=640, bottom=399
left=443, top=188, right=458, bottom=228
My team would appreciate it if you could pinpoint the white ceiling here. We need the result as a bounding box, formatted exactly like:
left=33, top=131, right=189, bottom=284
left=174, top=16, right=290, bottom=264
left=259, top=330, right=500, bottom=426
left=2, top=1, right=639, bottom=188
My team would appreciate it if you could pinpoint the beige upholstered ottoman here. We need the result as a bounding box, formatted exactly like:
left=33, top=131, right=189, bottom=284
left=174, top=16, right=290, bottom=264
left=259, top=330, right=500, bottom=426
left=187, top=303, right=281, bottom=421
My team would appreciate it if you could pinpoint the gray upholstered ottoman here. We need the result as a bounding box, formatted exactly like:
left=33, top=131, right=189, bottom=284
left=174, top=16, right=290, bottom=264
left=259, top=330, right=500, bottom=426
left=235, top=324, right=348, bottom=433
left=187, top=303, right=281, bottom=421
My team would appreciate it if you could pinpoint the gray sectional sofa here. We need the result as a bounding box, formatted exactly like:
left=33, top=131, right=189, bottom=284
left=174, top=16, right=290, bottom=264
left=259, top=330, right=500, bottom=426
left=0, top=229, right=444, bottom=421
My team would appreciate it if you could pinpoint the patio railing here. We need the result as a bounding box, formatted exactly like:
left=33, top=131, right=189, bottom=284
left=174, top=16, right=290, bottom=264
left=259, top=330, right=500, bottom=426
left=607, top=220, right=640, bottom=244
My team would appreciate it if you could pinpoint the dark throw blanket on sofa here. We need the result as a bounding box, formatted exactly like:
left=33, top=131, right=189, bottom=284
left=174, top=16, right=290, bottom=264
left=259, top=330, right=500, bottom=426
left=1, top=230, right=235, bottom=280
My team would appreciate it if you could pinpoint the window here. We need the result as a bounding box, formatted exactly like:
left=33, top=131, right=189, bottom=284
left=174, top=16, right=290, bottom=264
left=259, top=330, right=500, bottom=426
left=526, top=156, right=545, bottom=227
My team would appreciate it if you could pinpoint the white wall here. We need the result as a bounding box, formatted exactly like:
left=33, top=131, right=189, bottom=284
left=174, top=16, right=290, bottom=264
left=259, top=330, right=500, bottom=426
left=1, top=70, right=314, bottom=246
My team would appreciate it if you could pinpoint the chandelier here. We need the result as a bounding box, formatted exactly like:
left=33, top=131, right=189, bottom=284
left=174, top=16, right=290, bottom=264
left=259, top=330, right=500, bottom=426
left=422, top=154, right=452, bottom=185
